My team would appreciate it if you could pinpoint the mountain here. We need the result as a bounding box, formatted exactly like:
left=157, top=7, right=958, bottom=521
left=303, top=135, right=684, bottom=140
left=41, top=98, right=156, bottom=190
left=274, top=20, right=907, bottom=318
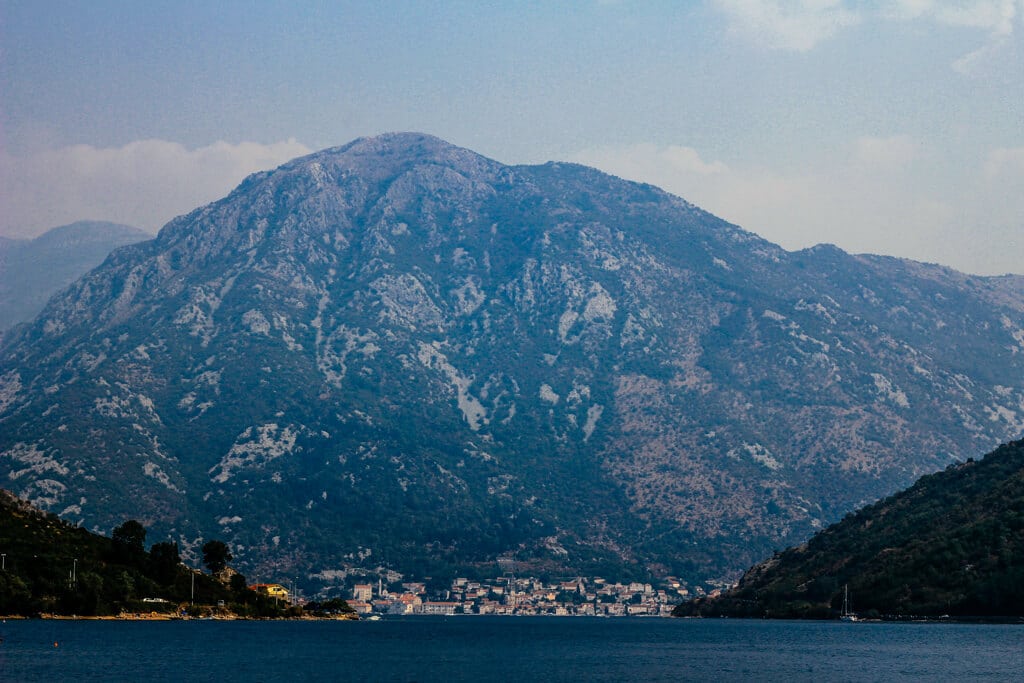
left=1, top=133, right=1023, bottom=589
left=674, top=438, right=1024, bottom=619
left=0, top=221, right=152, bottom=332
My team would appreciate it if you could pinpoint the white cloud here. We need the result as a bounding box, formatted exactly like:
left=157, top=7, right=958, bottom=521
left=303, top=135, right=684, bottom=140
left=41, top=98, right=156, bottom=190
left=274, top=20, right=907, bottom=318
left=885, top=0, right=1019, bottom=31
left=953, top=36, right=1001, bottom=73
left=984, top=145, right=1024, bottom=176
left=883, top=0, right=935, bottom=20
left=570, top=137, right=1023, bottom=275
left=931, top=0, right=1019, bottom=34
left=713, top=0, right=862, bottom=51
left=852, top=135, right=918, bottom=170
left=0, top=138, right=312, bottom=238
left=660, top=146, right=730, bottom=175
left=573, top=143, right=728, bottom=184
left=887, top=0, right=1023, bottom=75
left=715, top=0, right=1023, bottom=71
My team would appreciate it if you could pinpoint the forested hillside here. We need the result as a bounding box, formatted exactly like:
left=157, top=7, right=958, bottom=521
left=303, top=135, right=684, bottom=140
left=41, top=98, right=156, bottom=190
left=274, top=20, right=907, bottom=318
left=0, top=489, right=350, bottom=617
left=675, top=440, right=1024, bottom=619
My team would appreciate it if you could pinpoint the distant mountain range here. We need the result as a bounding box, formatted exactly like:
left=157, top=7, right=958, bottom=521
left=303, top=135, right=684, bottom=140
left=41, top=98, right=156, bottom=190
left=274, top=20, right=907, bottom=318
left=1, top=133, right=1022, bottom=589
left=675, top=438, right=1024, bottom=618
left=0, top=221, right=151, bottom=332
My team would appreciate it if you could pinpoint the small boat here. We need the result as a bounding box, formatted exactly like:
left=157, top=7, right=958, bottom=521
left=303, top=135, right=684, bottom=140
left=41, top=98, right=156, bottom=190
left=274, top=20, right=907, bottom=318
left=840, top=584, right=858, bottom=622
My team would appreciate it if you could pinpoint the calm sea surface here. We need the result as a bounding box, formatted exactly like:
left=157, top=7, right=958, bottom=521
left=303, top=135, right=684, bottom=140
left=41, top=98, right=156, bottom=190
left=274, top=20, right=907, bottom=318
left=1, top=616, right=1022, bottom=682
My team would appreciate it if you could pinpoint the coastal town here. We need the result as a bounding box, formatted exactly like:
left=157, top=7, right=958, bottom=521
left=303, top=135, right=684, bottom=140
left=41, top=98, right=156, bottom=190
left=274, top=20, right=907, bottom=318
left=337, top=575, right=697, bottom=617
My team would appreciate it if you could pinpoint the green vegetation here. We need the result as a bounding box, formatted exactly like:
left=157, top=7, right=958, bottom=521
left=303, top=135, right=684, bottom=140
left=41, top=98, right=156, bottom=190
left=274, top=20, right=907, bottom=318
left=0, top=489, right=353, bottom=619
left=201, top=540, right=232, bottom=574
left=675, top=439, right=1024, bottom=619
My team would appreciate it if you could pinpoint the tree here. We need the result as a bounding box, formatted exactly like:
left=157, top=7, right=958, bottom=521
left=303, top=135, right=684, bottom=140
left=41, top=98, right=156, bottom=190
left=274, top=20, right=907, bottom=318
left=229, top=572, right=248, bottom=595
left=109, top=570, right=135, bottom=602
left=201, top=540, right=232, bottom=574
left=111, top=520, right=147, bottom=565
left=0, top=572, right=32, bottom=615
left=149, top=541, right=181, bottom=585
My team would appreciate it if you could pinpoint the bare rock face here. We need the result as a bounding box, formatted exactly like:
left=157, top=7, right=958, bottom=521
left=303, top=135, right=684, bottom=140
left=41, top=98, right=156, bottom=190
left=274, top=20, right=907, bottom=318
left=1, top=133, right=1022, bottom=585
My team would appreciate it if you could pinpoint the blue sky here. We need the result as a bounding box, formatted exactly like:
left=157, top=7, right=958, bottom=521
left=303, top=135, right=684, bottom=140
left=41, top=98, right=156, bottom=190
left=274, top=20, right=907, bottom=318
left=1, top=1, right=1021, bottom=274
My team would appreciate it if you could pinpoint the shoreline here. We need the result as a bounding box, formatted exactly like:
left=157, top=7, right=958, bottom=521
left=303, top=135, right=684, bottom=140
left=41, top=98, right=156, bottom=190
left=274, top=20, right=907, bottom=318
left=2, top=612, right=359, bottom=622
left=7, top=612, right=1022, bottom=624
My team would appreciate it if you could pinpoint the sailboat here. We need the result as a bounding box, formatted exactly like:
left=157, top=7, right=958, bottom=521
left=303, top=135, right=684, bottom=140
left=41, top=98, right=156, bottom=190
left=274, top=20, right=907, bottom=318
left=840, top=584, right=858, bottom=622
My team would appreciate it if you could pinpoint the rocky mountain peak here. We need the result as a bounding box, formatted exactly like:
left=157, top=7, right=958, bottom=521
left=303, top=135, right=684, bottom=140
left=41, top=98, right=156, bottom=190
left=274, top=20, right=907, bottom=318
left=231, top=131, right=503, bottom=208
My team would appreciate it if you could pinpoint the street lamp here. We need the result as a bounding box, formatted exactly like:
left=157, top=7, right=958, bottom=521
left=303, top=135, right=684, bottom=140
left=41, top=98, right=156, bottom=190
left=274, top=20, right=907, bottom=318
left=1, top=553, right=6, bottom=570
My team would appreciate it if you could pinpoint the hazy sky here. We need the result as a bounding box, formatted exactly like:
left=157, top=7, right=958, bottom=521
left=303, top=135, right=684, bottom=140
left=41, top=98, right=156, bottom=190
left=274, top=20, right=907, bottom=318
left=1, top=1, right=1021, bottom=275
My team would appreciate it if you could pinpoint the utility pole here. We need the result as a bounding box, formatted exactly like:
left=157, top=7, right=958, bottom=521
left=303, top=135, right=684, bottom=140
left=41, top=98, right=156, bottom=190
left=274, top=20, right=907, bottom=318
left=73, top=558, right=77, bottom=587
left=191, top=571, right=195, bottom=605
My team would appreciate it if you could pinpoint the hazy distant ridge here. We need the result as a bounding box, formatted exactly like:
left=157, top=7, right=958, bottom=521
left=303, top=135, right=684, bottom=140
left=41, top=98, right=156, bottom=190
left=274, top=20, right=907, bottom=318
left=0, top=221, right=151, bottom=331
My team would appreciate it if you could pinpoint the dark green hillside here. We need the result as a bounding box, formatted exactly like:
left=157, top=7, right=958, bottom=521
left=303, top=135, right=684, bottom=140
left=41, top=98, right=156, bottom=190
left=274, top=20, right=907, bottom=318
left=675, top=439, right=1024, bottom=619
left=0, top=489, right=320, bottom=617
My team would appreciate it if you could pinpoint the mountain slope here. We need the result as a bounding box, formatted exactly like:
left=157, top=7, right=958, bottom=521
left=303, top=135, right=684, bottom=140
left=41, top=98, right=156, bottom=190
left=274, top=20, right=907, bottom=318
left=1, top=133, right=1023, bottom=588
left=675, top=438, right=1024, bottom=618
left=0, top=221, right=151, bottom=331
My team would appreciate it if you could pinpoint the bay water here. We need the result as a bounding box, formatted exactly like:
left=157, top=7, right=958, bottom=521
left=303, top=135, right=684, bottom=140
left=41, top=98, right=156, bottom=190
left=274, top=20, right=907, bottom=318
left=2, top=616, right=1022, bottom=681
